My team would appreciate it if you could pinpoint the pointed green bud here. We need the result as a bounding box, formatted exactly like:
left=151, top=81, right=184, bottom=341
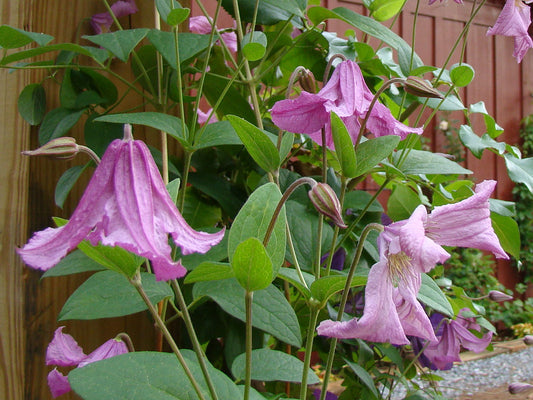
left=308, top=183, right=347, bottom=229
left=22, top=137, right=79, bottom=159
left=404, top=76, right=444, bottom=99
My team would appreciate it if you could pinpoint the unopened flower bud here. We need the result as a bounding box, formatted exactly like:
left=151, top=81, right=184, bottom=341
left=524, top=335, right=533, bottom=345
left=308, top=183, right=347, bottom=229
left=439, top=120, right=449, bottom=131
left=22, top=137, right=79, bottom=159
left=509, top=382, right=533, bottom=394
left=403, top=76, right=444, bottom=99
left=298, top=68, right=316, bottom=93
left=488, top=290, right=513, bottom=302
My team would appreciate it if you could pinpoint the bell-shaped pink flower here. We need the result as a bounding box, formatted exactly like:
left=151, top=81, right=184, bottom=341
left=317, top=180, right=507, bottom=345
left=487, top=0, right=533, bottom=62
left=429, top=0, right=463, bottom=4
left=271, top=60, right=422, bottom=149
left=45, top=327, right=129, bottom=398
left=90, top=0, right=138, bottom=34
left=189, top=15, right=238, bottom=53
left=17, top=125, right=225, bottom=281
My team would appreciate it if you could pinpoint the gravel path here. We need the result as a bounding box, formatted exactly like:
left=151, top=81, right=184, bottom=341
left=391, top=343, right=533, bottom=399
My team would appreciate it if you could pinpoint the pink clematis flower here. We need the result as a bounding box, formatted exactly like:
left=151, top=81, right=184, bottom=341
left=189, top=15, right=238, bottom=53
left=17, top=125, right=225, bottom=281
left=317, top=180, right=508, bottom=345
left=90, top=0, right=138, bottom=34
left=46, top=327, right=129, bottom=398
left=418, top=309, right=493, bottom=370
left=270, top=60, right=422, bottom=149
left=428, top=0, right=463, bottom=4
left=487, top=0, right=533, bottom=62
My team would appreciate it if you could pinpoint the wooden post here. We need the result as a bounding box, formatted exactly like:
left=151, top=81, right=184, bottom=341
left=0, top=2, right=29, bottom=399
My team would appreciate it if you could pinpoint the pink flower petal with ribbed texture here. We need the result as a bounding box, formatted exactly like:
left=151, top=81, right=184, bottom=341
left=366, top=101, right=423, bottom=140
left=46, top=327, right=87, bottom=367
left=487, top=0, right=533, bottom=62
left=90, top=0, right=138, bottom=34
left=317, top=261, right=410, bottom=345
left=78, top=338, right=128, bottom=368
left=47, top=368, right=71, bottom=398
left=271, top=91, right=330, bottom=135
left=18, top=135, right=224, bottom=281
left=426, top=180, right=508, bottom=259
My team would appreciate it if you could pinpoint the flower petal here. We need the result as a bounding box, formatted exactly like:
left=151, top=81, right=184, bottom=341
left=47, top=368, right=71, bottom=398
left=46, top=327, right=86, bottom=367
left=366, top=101, right=423, bottom=140
left=78, top=338, right=128, bottom=368
left=271, top=91, right=330, bottom=135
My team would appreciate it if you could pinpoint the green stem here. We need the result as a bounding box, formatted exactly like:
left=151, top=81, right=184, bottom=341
left=299, top=307, right=320, bottom=400
left=130, top=273, right=206, bottom=400
left=319, top=223, right=384, bottom=400
left=244, top=291, right=253, bottom=400
left=170, top=280, right=218, bottom=400
left=324, top=177, right=347, bottom=276
left=178, top=150, right=193, bottom=212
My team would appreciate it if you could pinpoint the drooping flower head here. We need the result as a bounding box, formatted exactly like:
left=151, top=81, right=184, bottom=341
left=90, top=0, right=138, bottom=34
left=487, top=0, right=533, bottom=62
left=17, top=125, right=225, bottom=281
left=271, top=60, right=423, bottom=149
left=189, top=15, right=238, bottom=53
left=412, top=309, right=493, bottom=370
left=46, top=327, right=129, bottom=398
left=317, top=180, right=508, bottom=345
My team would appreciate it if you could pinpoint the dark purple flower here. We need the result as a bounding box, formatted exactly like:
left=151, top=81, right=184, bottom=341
left=313, top=388, right=338, bottom=400
left=321, top=248, right=346, bottom=271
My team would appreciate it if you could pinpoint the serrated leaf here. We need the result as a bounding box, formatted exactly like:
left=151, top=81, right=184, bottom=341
left=231, top=348, right=319, bottom=384
left=193, top=279, right=302, bottom=346
left=59, top=271, right=173, bottom=320
left=228, top=183, right=286, bottom=276
left=418, top=273, right=453, bottom=317
left=17, top=83, right=46, bottom=125
left=226, top=115, right=280, bottom=172
left=83, top=29, right=149, bottom=62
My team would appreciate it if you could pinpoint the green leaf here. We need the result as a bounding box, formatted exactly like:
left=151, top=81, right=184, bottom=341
left=155, top=0, right=183, bottom=24
left=491, top=213, right=520, bottom=259
left=232, top=237, right=273, bottom=292
left=83, top=29, right=149, bottom=62
left=59, top=271, right=173, bottom=320
left=231, top=348, right=320, bottom=384
left=387, top=184, right=421, bottom=221
left=147, top=30, right=211, bottom=67
left=0, top=25, right=53, bottom=48
left=310, top=274, right=367, bottom=307
left=193, top=279, right=302, bottom=346
left=42, top=250, right=105, bottom=278
left=194, top=120, right=242, bottom=149
left=459, top=125, right=506, bottom=159
left=392, top=149, right=472, bottom=175
left=17, top=83, right=46, bottom=125
left=180, top=232, right=229, bottom=271
left=330, top=112, right=357, bottom=178
left=55, top=163, right=89, bottom=209
left=345, top=360, right=379, bottom=399
left=242, top=31, right=268, bottom=61
left=0, top=43, right=100, bottom=65
left=504, top=153, right=533, bottom=193
left=69, top=350, right=243, bottom=400
left=38, top=107, right=86, bottom=145
left=226, top=115, right=280, bottom=172
left=182, top=188, right=222, bottom=229
left=204, top=73, right=256, bottom=123
left=184, top=262, right=234, bottom=283
left=367, top=0, right=407, bottom=22
left=449, top=63, right=475, bottom=87
left=469, top=101, right=504, bottom=138
left=221, top=0, right=304, bottom=25
left=307, top=6, right=423, bottom=75
left=95, top=112, right=189, bottom=147
left=228, top=183, right=286, bottom=276
left=84, top=114, right=125, bottom=157
left=276, top=268, right=313, bottom=299
left=423, top=94, right=465, bottom=111
left=168, top=8, right=191, bottom=26
left=418, top=273, right=453, bottom=317
left=279, top=132, right=295, bottom=162
left=354, top=135, right=400, bottom=176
